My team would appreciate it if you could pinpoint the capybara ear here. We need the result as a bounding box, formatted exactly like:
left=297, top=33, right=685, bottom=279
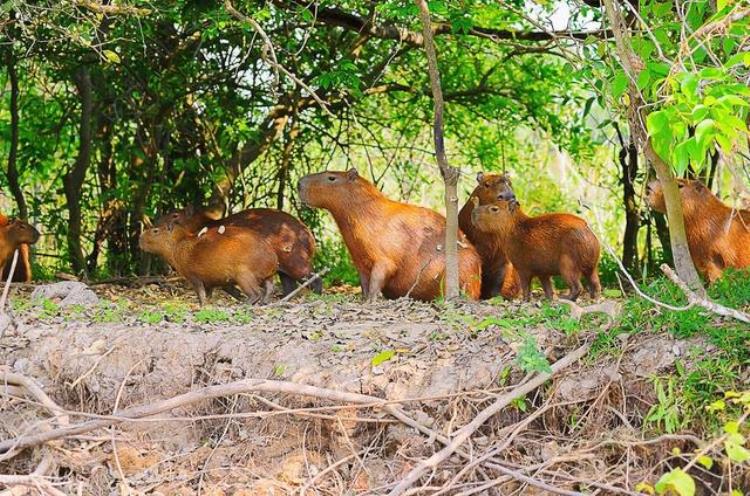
left=471, top=196, right=479, bottom=208
left=184, top=205, right=195, bottom=216
left=476, top=172, right=484, bottom=183
left=347, top=168, right=359, bottom=181
left=505, top=173, right=512, bottom=185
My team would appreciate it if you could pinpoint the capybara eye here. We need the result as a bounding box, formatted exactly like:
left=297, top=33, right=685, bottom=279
left=484, top=183, right=490, bottom=187
left=328, top=176, right=336, bottom=182
left=490, top=206, right=499, bottom=212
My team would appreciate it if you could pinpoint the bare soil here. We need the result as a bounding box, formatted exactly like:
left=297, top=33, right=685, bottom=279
left=0, top=281, right=722, bottom=495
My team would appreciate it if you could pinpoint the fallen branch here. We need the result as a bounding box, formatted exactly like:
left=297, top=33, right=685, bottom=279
left=387, top=340, right=592, bottom=496
left=274, top=268, right=329, bottom=304
left=661, top=264, right=750, bottom=324
left=0, top=377, right=426, bottom=455
left=557, top=299, right=622, bottom=323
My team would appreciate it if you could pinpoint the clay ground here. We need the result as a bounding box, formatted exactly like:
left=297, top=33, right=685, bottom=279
left=0, top=280, right=736, bottom=495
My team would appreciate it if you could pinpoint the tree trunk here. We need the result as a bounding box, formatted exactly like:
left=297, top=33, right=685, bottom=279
left=277, top=118, right=299, bottom=210
left=614, top=123, right=639, bottom=275
left=602, top=0, right=703, bottom=290
left=63, top=67, right=94, bottom=276
left=5, top=12, right=28, bottom=220
left=414, top=0, right=460, bottom=300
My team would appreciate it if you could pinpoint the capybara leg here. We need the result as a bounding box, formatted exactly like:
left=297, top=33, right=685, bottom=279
left=190, top=279, right=208, bottom=306
left=518, top=273, right=533, bottom=301
left=307, top=273, right=323, bottom=294
left=359, top=270, right=370, bottom=299
left=222, top=285, right=246, bottom=301
left=586, top=269, right=602, bottom=299
left=261, top=278, right=275, bottom=304
left=562, top=274, right=583, bottom=301
left=366, top=263, right=390, bottom=302
left=237, top=274, right=262, bottom=304
left=704, top=262, right=723, bottom=284
left=279, top=272, right=298, bottom=296
left=540, top=276, right=554, bottom=300
left=481, top=267, right=503, bottom=299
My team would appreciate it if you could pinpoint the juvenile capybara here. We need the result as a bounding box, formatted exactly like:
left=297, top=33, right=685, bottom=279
left=0, top=214, right=32, bottom=282
left=139, top=222, right=279, bottom=306
left=459, top=172, right=521, bottom=299
left=157, top=206, right=320, bottom=295
left=298, top=168, right=481, bottom=301
left=472, top=199, right=601, bottom=301
left=647, top=178, right=750, bottom=282
left=0, top=219, right=39, bottom=278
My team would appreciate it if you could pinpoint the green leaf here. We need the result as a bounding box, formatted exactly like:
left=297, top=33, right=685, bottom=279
left=103, top=50, right=121, bottom=64
left=612, top=70, right=628, bottom=99
left=725, top=439, right=750, bottom=463
left=647, top=110, right=670, bottom=136
left=637, top=68, right=651, bottom=91
left=371, top=350, right=395, bottom=367
left=655, top=468, right=695, bottom=496
left=694, top=119, right=715, bottom=146
left=696, top=455, right=713, bottom=469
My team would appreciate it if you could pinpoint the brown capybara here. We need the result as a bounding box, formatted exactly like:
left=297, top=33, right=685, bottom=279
left=647, top=178, right=750, bottom=282
left=157, top=206, right=320, bottom=295
left=0, top=219, right=39, bottom=278
left=472, top=199, right=601, bottom=301
left=298, top=168, right=481, bottom=302
left=139, top=222, right=279, bottom=306
left=0, top=214, right=32, bottom=282
left=459, top=172, right=521, bottom=299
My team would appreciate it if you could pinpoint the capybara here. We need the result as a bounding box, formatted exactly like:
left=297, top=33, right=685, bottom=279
left=647, top=178, right=750, bottom=282
left=157, top=206, right=320, bottom=295
left=472, top=199, right=601, bottom=301
left=0, top=219, right=40, bottom=278
left=139, top=222, right=279, bottom=305
left=459, top=172, right=521, bottom=299
left=0, top=214, right=32, bottom=282
left=298, top=168, right=481, bottom=301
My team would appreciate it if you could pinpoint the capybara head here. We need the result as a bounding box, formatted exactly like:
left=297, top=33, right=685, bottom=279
left=4, top=220, right=40, bottom=245
left=471, top=200, right=520, bottom=234
left=298, top=168, right=368, bottom=210
left=647, top=179, right=711, bottom=215
left=156, top=205, right=223, bottom=230
left=473, top=172, right=516, bottom=204
left=139, top=222, right=189, bottom=256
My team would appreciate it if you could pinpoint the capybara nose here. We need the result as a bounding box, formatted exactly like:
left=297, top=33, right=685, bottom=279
left=497, top=190, right=516, bottom=201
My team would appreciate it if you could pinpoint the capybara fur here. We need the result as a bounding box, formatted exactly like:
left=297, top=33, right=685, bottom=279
left=647, top=178, right=750, bottom=282
left=298, top=168, right=481, bottom=302
left=139, top=222, right=278, bottom=306
left=157, top=206, right=320, bottom=295
left=0, top=214, right=32, bottom=282
left=0, top=219, right=39, bottom=279
left=459, top=172, right=521, bottom=299
left=472, top=200, right=601, bottom=301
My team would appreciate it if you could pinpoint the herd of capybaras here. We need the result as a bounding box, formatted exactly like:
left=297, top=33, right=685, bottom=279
left=0, top=170, right=748, bottom=306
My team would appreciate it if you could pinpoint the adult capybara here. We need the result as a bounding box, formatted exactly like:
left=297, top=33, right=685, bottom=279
left=139, top=222, right=278, bottom=306
left=459, top=172, right=521, bottom=299
left=472, top=199, right=601, bottom=301
left=0, top=214, right=32, bottom=282
left=0, top=219, right=39, bottom=278
left=647, top=178, right=750, bottom=282
left=298, top=168, right=481, bottom=302
left=157, top=206, right=320, bottom=295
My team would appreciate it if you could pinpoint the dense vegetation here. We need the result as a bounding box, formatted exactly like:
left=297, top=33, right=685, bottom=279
left=2, top=0, right=745, bottom=284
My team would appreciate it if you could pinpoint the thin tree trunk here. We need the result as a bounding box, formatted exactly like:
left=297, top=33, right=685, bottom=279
left=5, top=12, right=28, bottom=220
left=414, top=0, right=460, bottom=300
left=63, top=67, right=94, bottom=276
left=602, top=0, right=703, bottom=290
left=614, top=123, right=640, bottom=274
left=277, top=118, right=299, bottom=210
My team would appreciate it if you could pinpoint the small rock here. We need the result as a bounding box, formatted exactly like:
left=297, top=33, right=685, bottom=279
left=31, top=281, right=100, bottom=307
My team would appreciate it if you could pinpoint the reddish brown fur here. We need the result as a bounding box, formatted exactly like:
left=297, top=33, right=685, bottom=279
left=139, top=222, right=279, bottom=305
left=0, top=219, right=39, bottom=279
left=458, top=172, right=521, bottom=299
left=157, top=206, right=319, bottom=295
left=647, top=179, right=750, bottom=282
left=472, top=200, right=601, bottom=301
left=298, top=169, right=481, bottom=301
left=0, top=214, right=32, bottom=282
